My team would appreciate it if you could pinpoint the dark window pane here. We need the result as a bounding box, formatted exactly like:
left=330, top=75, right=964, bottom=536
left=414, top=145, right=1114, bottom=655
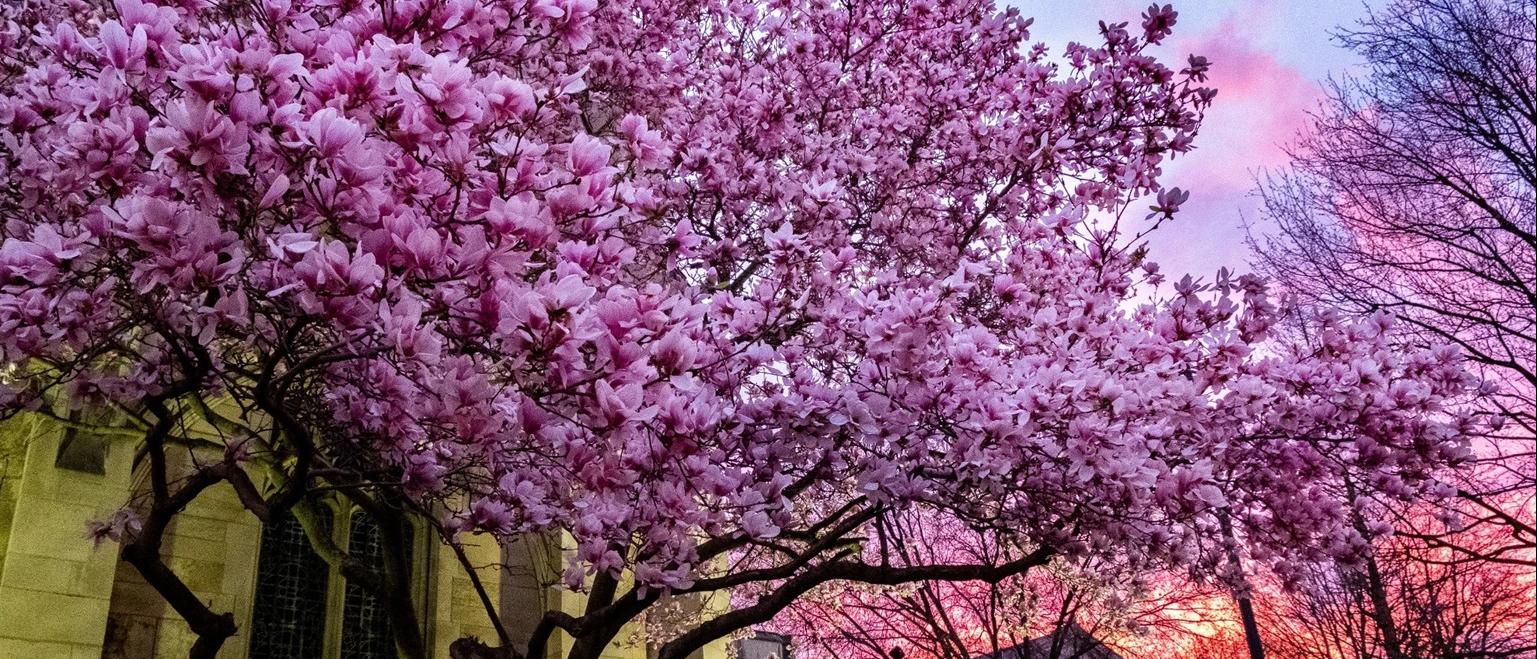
left=54, top=408, right=114, bottom=474
left=738, top=632, right=793, bottom=659
left=54, top=428, right=108, bottom=474
left=250, top=508, right=332, bottom=659
left=340, top=511, right=412, bottom=659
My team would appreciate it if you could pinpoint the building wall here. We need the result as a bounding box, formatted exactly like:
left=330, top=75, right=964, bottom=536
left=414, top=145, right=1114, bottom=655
left=0, top=415, right=728, bottom=659
left=100, top=476, right=261, bottom=658
left=0, top=414, right=137, bottom=659
left=0, top=418, right=27, bottom=589
left=429, top=528, right=506, bottom=657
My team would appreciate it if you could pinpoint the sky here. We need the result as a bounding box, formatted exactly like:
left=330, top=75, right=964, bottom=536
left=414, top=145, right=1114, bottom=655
left=1006, top=0, right=1383, bottom=282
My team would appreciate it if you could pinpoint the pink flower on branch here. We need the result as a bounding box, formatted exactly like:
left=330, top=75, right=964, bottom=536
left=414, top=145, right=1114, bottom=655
left=0, top=2, right=1480, bottom=652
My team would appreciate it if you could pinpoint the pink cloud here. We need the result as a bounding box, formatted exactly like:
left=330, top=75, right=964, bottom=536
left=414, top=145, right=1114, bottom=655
left=1145, top=14, right=1325, bottom=278
left=1169, top=17, right=1319, bottom=186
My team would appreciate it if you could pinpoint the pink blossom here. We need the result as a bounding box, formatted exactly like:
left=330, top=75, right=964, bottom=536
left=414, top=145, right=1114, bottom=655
left=0, top=0, right=1476, bottom=603
left=569, top=134, right=613, bottom=178
left=97, top=21, right=147, bottom=71
left=84, top=508, right=142, bottom=548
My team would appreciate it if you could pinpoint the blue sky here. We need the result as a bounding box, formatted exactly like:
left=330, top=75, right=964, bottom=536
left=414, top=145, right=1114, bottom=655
left=1007, top=1, right=1382, bottom=282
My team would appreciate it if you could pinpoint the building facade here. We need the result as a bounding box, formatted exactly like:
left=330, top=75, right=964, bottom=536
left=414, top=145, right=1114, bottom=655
left=0, top=413, right=712, bottom=659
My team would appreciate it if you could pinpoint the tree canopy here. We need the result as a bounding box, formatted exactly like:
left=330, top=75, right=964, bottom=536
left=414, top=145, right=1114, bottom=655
left=0, top=0, right=1484, bottom=657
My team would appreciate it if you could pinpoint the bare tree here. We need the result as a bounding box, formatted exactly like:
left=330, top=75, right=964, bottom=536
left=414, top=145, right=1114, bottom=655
left=1246, top=4, right=1534, bottom=658
left=1249, top=0, right=1536, bottom=566
left=1250, top=528, right=1536, bottom=659
left=765, top=511, right=1226, bottom=659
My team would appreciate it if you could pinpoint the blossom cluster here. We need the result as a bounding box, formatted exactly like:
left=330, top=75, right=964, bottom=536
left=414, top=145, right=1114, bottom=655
left=0, top=0, right=1474, bottom=590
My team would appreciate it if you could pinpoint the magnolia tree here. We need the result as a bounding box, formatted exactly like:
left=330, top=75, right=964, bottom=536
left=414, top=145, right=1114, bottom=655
left=0, top=0, right=1479, bottom=658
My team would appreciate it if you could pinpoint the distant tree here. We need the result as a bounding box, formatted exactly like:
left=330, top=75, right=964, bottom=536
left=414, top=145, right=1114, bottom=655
left=1249, top=528, right=1536, bottom=659
left=1250, top=0, right=1535, bottom=566
left=1248, top=1, right=1535, bottom=658
left=763, top=511, right=1223, bottom=659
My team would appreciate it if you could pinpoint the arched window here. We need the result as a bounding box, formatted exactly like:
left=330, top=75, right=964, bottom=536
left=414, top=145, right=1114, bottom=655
left=249, top=505, right=421, bottom=659
left=249, top=508, right=332, bottom=659
left=340, top=510, right=412, bottom=659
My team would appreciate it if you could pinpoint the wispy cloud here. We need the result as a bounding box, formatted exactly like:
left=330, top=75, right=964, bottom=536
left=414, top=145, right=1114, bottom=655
left=1146, top=12, right=1325, bottom=278
left=1010, top=1, right=1375, bottom=280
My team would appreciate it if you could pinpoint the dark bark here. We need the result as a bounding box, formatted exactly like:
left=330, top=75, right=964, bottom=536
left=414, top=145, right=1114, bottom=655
left=1346, top=481, right=1406, bottom=659
left=1358, top=552, right=1404, bottom=659
left=653, top=546, right=1056, bottom=659
left=452, top=637, right=525, bottom=659
left=526, top=611, right=582, bottom=659
left=380, top=507, right=429, bottom=659
left=567, top=573, right=624, bottom=659
left=332, top=488, right=430, bottom=659
left=1219, top=511, right=1266, bottom=659
left=121, top=542, right=239, bottom=659
left=1233, top=594, right=1266, bottom=659
left=123, top=392, right=242, bottom=659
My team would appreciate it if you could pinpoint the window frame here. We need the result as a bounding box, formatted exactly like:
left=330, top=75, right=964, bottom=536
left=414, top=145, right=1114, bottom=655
left=247, top=497, right=432, bottom=659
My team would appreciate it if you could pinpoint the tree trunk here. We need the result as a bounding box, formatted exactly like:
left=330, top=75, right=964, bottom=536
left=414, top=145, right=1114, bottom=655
left=1359, top=552, right=1405, bottom=659
left=122, top=542, right=239, bottom=659
left=567, top=623, right=624, bottom=659
left=1218, top=511, right=1266, bottom=659
left=129, top=399, right=242, bottom=659
left=451, top=637, right=524, bottom=659
left=1343, top=480, right=1405, bottom=659
left=375, top=503, right=429, bottom=659
left=1233, top=593, right=1266, bottom=659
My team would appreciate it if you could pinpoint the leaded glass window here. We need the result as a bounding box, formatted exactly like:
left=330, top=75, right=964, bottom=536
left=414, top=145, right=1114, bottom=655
left=250, top=508, right=332, bottom=659
left=340, top=511, right=412, bottom=659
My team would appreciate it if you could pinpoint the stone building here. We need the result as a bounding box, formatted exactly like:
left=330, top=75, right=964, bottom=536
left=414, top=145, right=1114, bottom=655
left=0, top=412, right=719, bottom=659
